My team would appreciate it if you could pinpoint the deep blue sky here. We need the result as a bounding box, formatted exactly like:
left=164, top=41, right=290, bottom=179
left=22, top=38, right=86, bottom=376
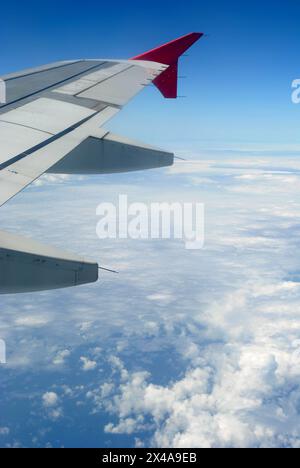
left=1, top=1, right=300, bottom=146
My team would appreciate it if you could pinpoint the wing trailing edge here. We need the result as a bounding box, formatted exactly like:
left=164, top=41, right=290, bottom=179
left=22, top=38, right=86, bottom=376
left=48, top=131, right=174, bottom=174
left=0, top=230, right=98, bottom=294
left=131, top=32, right=203, bottom=98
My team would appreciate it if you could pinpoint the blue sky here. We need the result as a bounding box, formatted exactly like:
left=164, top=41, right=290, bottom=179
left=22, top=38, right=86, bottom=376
left=1, top=0, right=300, bottom=146
left=1, top=0, right=300, bottom=448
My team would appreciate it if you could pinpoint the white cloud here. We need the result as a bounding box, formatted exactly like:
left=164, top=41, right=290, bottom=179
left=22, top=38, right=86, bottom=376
left=105, top=417, right=144, bottom=435
left=42, top=392, right=63, bottom=420
left=15, top=316, right=50, bottom=327
left=168, top=160, right=214, bottom=174
left=235, top=173, right=300, bottom=184
left=101, top=276, right=300, bottom=448
left=78, top=322, right=93, bottom=332
left=48, top=408, right=63, bottom=421
left=42, top=392, right=59, bottom=408
left=2, top=150, right=300, bottom=447
left=53, top=350, right=71, bottom=366
left=147, top=293, right=174, bottom=303
left=33, top=174, right=71, bottom=187
left=80, top=357, right=97, bottom=372
left=102, top=339, right=300, bottom=448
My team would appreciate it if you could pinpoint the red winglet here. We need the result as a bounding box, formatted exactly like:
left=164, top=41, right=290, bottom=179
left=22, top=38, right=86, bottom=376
left=131, top=32, right=203, bottom=98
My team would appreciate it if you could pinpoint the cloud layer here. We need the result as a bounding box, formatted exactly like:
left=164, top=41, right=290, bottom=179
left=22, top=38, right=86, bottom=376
left=1, top=150, right=300, bottom=447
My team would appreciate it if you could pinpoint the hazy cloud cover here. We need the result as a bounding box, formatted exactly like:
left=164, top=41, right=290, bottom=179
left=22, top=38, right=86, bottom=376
left=0, top=150, right=300, bottom=447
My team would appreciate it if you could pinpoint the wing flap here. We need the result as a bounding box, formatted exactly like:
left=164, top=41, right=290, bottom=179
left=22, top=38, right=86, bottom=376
left=48, top=131, right=174, bottom=174
left=0, top=230, right=98, bottom=294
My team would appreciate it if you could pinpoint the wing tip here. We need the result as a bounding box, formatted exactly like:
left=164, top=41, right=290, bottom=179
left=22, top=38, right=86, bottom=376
left=131, top=32, right=203, bottom=99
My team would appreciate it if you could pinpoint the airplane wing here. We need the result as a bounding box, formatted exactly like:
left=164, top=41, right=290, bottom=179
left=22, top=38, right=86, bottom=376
left=0, top=32, right=203, bottom=294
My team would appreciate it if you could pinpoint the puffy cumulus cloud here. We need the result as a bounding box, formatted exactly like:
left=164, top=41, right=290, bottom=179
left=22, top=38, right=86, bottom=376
left=102, top=349, right=300, bottom=447
left=105, top=417, right=145, bottom=435
left=101, top=276, right=300, bottom=448
left=42, top=392, right=59, bottom=408
left=48, top=408, right=63, bottom=421
left=52, top=349, right=71, bottom=366
left=42, top=392, right=63, bottom=421
left=80, top=357, right=97, bottom=372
